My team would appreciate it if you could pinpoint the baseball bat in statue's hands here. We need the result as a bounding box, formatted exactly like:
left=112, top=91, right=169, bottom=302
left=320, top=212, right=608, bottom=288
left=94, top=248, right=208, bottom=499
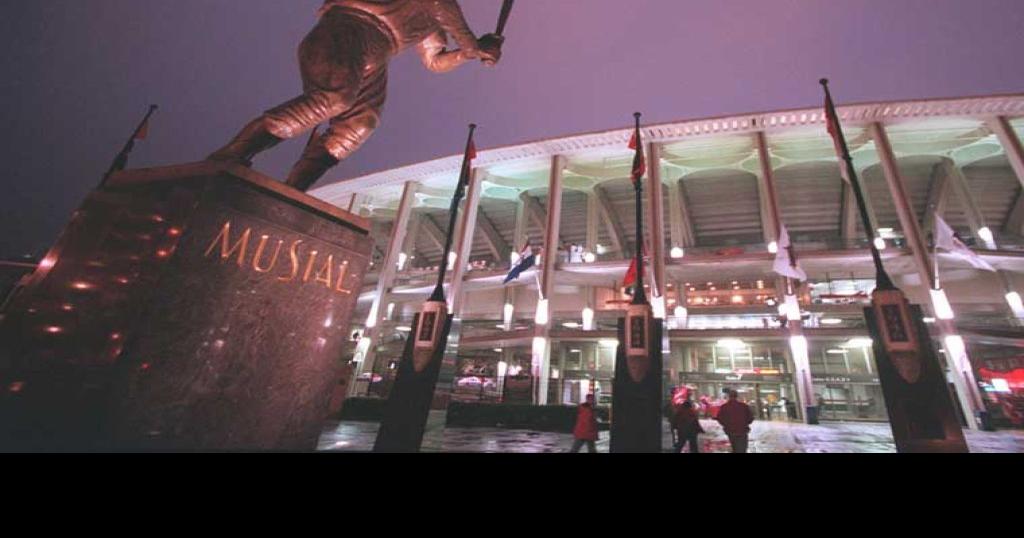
left=479, top=0, right=514, bottom=66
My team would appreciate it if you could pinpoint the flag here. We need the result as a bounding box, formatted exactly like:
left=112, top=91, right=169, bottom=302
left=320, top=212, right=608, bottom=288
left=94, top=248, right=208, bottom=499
left=935, top=215, right=996, bottom=271
left=454, top=125, right=478, bottom=200
left=623, top=257, right=638, bottom=288
left=135, top=115, right=151, bottom=141
left=823, top=90, right=851, bottom=184
left=772, top=224, right=807, bottom=281
left=504, top=242, right=536, bottom=284
left=629, top=125, right=645, bottom=184
left=622, top=245, right=650, bottom=288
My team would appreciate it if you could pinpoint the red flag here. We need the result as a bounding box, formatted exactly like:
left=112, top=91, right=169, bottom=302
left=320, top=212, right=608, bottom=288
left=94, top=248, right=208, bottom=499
left=629, top=129, right=645, bottom=184
left=135, top=116, right=150, bottom=141
left=623, top=257, right=638, bottom=288
left=622, top=244, right=650, bottom=288
left=824, top=93, right=850, bottom=184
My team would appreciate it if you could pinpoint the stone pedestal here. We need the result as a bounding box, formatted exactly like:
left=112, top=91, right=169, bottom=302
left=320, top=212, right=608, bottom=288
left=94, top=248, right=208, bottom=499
left=373, top=312, right=460, bottom=453
left=0, top=162, right=371, bottom=451
left=864, top=305, right=969, bottom=453
left=611, top=317, right=664, bottom=453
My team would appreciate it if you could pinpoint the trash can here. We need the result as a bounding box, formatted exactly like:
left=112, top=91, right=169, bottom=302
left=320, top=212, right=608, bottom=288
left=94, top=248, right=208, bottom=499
left=806, top=406, right=820, bottom=425
left=978, top=410, right=996, bottom=432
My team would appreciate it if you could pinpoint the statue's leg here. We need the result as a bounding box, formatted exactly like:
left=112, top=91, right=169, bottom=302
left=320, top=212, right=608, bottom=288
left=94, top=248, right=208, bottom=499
left=284, top=106, right=381, bottom=192
left=207, top=13, right=366, bottom=165
left=285, top=67, right=387, bottom=192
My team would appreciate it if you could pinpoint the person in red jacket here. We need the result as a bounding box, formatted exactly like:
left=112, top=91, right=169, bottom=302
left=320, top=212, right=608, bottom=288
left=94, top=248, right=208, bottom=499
left=716, top=390, right=754, bottom=453
left=672, top=400, right=705, bottom=453
left=570, top=394, right=599, bottom=453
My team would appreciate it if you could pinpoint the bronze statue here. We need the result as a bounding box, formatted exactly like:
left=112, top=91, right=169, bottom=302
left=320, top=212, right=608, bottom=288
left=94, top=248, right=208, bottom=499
left=208, top=0, right=505, bottom=192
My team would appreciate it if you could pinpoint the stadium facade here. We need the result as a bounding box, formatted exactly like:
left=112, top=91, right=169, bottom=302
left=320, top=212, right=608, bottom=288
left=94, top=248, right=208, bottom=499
left=310, top=94, right=1024, bottom=429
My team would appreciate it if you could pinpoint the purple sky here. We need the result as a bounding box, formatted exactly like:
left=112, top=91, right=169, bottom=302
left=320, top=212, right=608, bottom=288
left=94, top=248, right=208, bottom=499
left=2, top=0, right=1023, bottom=256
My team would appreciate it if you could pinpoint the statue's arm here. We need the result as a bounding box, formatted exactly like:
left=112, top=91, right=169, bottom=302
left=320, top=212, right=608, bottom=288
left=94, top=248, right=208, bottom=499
left=431, top=0, right=481, bottom=53
left=417, top=32, right=472, bottom=73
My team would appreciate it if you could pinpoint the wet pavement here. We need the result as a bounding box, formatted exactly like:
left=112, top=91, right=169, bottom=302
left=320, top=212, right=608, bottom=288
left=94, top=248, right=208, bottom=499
left=317, top=414, right=1024, bottom=453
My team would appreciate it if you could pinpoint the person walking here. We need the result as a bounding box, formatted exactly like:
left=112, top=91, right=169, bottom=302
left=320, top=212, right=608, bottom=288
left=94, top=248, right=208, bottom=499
left=672, top=400, right=704, bottom=453
left=570, top=393, right=599, bottom=453
left=716, top=390, right=754, bottom=453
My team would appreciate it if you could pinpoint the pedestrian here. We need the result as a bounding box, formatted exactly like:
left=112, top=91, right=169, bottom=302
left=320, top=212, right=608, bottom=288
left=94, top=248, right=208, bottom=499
left=672, top=400, right=704, bottom=453
left=716, top=390, right=754, bottom=453
left=570, top=393, right=599, bottom=453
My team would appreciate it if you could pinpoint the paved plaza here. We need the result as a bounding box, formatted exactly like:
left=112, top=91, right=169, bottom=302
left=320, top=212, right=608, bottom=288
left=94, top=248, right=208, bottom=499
left=317, top=414, right=1024, bottom=453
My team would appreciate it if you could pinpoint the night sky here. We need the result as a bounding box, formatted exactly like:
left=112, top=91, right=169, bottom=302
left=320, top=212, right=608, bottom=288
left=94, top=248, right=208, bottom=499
left=2, top=0, right=1023, bottom=257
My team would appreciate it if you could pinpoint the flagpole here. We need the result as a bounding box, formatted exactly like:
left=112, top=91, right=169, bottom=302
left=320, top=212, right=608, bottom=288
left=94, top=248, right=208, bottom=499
left=820, top=80, right=895, bottom=291
left=933, top=231, right=941, bottom=291
left=100, top=104, right=158, bottom=188
left=429, top=123, right=477, bottom=303
left=632, top=112, right=648, bottom=306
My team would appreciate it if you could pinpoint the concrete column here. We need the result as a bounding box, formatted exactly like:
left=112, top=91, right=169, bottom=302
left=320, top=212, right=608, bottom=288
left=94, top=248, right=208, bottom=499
left=503, top=198, right=529, bottom=332
left=584, top=191, right=600, bottom=329
left=943, top=160, right=995, bottom=249
left=449, top=169, right=483, bottom=316
left=870, top=122, right=982, bottom=429
left=532, top=155, right=566, bottom=405
left=540, top=156, right=566, bottom=303
left=352, top=181, right=418, bottom=388
left=756, top=131, right=813, bottom=421
left=585, top=190, right=599, bottom=255
left=668, top=179, right=695, bottom=249
left=988, top=116, right=1024, bottom=188
left=840, top=182, right=860, bottom=248
left=646, top=143, right=667, bottom=317
left=920, top=165, right=950, bottom=240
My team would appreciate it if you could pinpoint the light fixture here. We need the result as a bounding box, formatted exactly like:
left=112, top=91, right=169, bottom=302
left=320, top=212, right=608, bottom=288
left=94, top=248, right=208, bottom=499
left=397, top=252, right=408, bottom=271
left=652, top=295, right=667, bottom=319
left=767, top=241, right=779, bottom=254
left=843, top=337, right=873, bottom=348
left=562, top=322, right=581, bottom=329
left=820, top=318, right=843, bottom=325
left=943, top=335, right=967, bottom=366
left=532, top=336, right=547, bottom=356
left=596, top=244, right=608, bottom=255
left=503, top=303, right=515, bottom=328
left=977, top=226, right=995, bottom=248
left=826, top=348, right=848, bottom=354
left=1006, top=291, right=1024, bottom=318
left=535, top=299, right=549, bottom=325
left=717, top=338, right=746, bottom=350
left=670, top=247, right=685, bottom=259
left=789, top=335, right=809, bottom=359
left=929, top=288, right=955, bottom=320
left=583, top=252, right=596, bottom=263
left=364, top=303, right=379, bottom=329
left=599, top=339, right=619, bottom=347
left=582, top=307, right=595, bottom=330
left=447, top=251, right=458, bottom=271
left=874, top=237, right=887, bottom=250
left=395, top=326, right=412, bottom=332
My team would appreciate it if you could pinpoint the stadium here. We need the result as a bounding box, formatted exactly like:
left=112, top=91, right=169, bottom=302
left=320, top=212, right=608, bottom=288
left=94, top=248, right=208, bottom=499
left=310, top=93, right=1024, bottom=430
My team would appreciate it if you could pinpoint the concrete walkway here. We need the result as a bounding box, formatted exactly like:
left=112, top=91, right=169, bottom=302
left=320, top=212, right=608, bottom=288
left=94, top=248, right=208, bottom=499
left=318, top=416, right=1024, bottom=453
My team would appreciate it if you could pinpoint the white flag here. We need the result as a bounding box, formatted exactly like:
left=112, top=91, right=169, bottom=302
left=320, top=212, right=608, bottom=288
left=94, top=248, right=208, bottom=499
left=772, top=224, right=807, bottom=281
left=935, top=216, right=996, bottom=272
